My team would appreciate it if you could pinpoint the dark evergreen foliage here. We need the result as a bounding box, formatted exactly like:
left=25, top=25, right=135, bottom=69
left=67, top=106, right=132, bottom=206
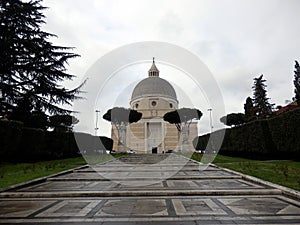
left=103, top=107, right=142, bottom=125
left=0, top=120, right=23, bottom=161
left=220, top=113, right=245, bottom=127
left=0, top=0, right=84, bottom=122
left=194, top=108, right=300, bottom=160
left=28, top=110, right=48, bottom=130
left=252, top=75, right=273, bottom=119
left=244, top=97, right=256, bottom=121
left=0, top=120, right=114, bottom=162
left=163, top=108, right=202, bottom=132
left=294, top=61, right=300, bottom=107
left=49, top=114, right=79, bottom=132
left=103, top=107, right=142, bottom=148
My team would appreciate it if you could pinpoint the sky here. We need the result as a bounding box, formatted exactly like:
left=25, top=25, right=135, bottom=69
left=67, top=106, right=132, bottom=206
left=42, top=0, right=300, bottom=136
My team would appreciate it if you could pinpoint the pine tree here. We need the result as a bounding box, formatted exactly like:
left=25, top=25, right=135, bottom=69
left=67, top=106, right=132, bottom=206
left=252, top=75, right=273, bottom=119
left=0, top=0, right=84, bottom=122
left=294, top=60, right=300, bottom=106
left=244, top=97, right=256, bottom=121
left=103, top=107, right=142, bottom=151
left=163, top=108, right=202, bottom=150
left=220, top=113, right=245, bottom=127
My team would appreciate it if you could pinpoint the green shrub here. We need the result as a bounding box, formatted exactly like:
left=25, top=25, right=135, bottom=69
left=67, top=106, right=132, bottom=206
left=268, top=108, right=300, bottom=159
left=193, top=129, right=230, bottom=152
left=73, top=133, right=113, bottom=155
left=18, top=127, right=45, bottom=161
left=73, top=132, right=93, bottom=154
left=194, top=109, right=300, bottom=159
left=0, top=120, right=23, bottom=161
left=223, top=119, right=276, bottom=158
left=44, top=131, right=80, bottom=159
left=0, top=120, right=114, bottom=162
left=99, top=136, right=113, bottom=150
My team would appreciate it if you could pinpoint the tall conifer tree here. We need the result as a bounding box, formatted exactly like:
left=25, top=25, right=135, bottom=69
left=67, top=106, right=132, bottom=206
left=294, top=61, right=300, bottom=106
left=0, top=0, right=84, bottom=122
left=252, top=75, right=273, bottom=118
left=244, top=97, right=256, bottom=121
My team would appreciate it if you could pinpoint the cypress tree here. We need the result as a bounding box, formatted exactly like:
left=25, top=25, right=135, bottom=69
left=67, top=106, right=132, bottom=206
left=244, top=97, right=256, bottom=121
left=294, top=60, right=300, bottom=106
left=252, top=75, right=273, bottom=119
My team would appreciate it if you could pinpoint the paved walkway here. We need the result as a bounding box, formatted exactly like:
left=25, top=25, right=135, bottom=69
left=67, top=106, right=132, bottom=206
left=1, top=154, right=300, bottom=224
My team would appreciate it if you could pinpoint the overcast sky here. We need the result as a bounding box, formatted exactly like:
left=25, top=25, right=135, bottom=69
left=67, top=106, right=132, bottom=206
left=42, top=0, right=300, bottom=136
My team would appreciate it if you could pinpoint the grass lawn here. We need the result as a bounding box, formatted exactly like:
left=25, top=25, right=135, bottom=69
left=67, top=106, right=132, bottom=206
left=2, top=153, right=300, bottom=192
left=191, top=153, right=300, bottom=191
left=0, top=153, right=125, bottom=189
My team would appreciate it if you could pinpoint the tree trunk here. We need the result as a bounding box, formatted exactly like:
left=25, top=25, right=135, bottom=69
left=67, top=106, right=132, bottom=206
left=117, top=123, right=127, bottom=151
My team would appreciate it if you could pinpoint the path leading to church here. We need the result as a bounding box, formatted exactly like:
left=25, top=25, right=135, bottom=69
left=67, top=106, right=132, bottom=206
left=1, top=154, right=300, bottom=224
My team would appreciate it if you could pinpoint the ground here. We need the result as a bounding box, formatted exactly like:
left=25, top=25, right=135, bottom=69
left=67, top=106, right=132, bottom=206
left=1, top=154, right=300, bottom=224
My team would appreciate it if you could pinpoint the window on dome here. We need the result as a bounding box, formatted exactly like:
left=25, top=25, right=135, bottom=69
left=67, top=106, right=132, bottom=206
left=135, top=103, right=139, bottom=109
left=151, top=101, right=157, bottom=107
left=170, top=103, right=173, bottom=108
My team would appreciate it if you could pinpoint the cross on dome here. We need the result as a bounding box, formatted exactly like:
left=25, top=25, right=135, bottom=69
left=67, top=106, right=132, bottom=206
left=148, top=57, right=159, bottom=77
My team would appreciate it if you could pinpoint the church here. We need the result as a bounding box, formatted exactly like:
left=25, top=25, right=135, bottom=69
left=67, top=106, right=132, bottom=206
left=111, top=59, right=198, bottom=153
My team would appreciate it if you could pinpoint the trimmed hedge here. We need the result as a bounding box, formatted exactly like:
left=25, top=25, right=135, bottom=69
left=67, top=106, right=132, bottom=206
left=19, top=127, right=45, bottom=161
left=268, top=108, right=300, bottom=158
left=99, top=136, right=113, bottom=150
left=0, top=121, right=113, bottom=162
left=0, top=120, right=23, bottom=160
left=193, top=129, right=230, bottom=153
left=44, top=131, right=80, bottom=160
left=194, top=108, right=300, bottom=160
left=74, top=133, right=113, bottom=155
left=221, top=120, right=277, bottom=159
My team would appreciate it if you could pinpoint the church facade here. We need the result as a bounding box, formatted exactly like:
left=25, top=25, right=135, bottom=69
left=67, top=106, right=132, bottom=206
left=111, top=60, right=198, bottom=153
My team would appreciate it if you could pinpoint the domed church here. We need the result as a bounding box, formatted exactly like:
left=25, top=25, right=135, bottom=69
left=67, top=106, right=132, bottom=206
left=111, top=59, right=198, bottom=153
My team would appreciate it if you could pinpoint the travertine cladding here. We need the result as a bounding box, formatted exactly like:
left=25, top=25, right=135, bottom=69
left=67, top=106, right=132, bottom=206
left=112, top=61, right=198, bottom=153
left=131, top=77, right=178, bottom=101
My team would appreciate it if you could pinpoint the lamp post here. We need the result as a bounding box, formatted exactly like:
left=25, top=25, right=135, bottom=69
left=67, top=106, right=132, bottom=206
left=207, top=108, right=213, bottom=133
left=95, top=110, right=100, bottom=136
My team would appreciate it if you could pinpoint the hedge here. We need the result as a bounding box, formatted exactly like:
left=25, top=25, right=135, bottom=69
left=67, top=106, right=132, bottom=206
left=73, top=133, right=113, bottom=155
left=0, top=120, right=23, bottom=161
left=268, top=108, right=300, bottom=158
left=43, top=131, right=80, bottom=160
left=194, top=108, right=300, bottom=160
left=221, top=120, right=276, bottom=158
left=193, top=129, right=230, bottom=153
left=18, top=127, right=45, bottom=161
left=0, top=121, right=113, bottom=162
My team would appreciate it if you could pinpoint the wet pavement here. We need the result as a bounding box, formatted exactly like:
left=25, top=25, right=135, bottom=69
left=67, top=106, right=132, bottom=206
left=1, top=154, right=300, bottom=224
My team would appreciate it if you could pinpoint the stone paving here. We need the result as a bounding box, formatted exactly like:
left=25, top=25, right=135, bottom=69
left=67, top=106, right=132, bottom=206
left=1, top=154, right=300, bottom=224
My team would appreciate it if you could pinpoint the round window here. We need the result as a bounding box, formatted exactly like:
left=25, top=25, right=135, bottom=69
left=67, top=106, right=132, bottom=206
left=170, top=103, right=173, bottom=108
left=151, top=101, right=157, bottom=107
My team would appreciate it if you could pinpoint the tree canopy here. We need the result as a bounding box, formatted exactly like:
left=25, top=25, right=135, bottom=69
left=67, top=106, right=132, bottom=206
left=163, top=108, right=202, bottom=132
left=49, top=115, right=79, bottom=132
left=294, top=61, right=300, bottom=107
left=220, top=113, right=245, bottom=127
left=103, top=107, right=142, bottom=150
left=244, top=97, right=256, bottom=121
left=0, top=0, right=84, bottom=122
left=252, top=75, right=273, bottom=119
left=103, top=107, right=142, bottom=126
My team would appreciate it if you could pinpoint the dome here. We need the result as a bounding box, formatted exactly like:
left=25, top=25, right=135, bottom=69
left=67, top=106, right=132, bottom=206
left=131, top=76, right=177, bottom=101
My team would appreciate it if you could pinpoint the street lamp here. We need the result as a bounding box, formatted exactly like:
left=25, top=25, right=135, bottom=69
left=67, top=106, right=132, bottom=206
left=207, top=108, right=213, bottom=133
left=95, top=110, right=100, bottom=136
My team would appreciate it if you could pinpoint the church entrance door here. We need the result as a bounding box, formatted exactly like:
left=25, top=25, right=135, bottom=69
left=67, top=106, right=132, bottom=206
left=147, top=122, right=162, bottom=153
left=152, top=147, right=158, bottom=154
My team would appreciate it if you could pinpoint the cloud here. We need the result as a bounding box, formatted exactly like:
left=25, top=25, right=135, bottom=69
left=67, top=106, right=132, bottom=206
left=42, top=0, right=300, bottom=136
